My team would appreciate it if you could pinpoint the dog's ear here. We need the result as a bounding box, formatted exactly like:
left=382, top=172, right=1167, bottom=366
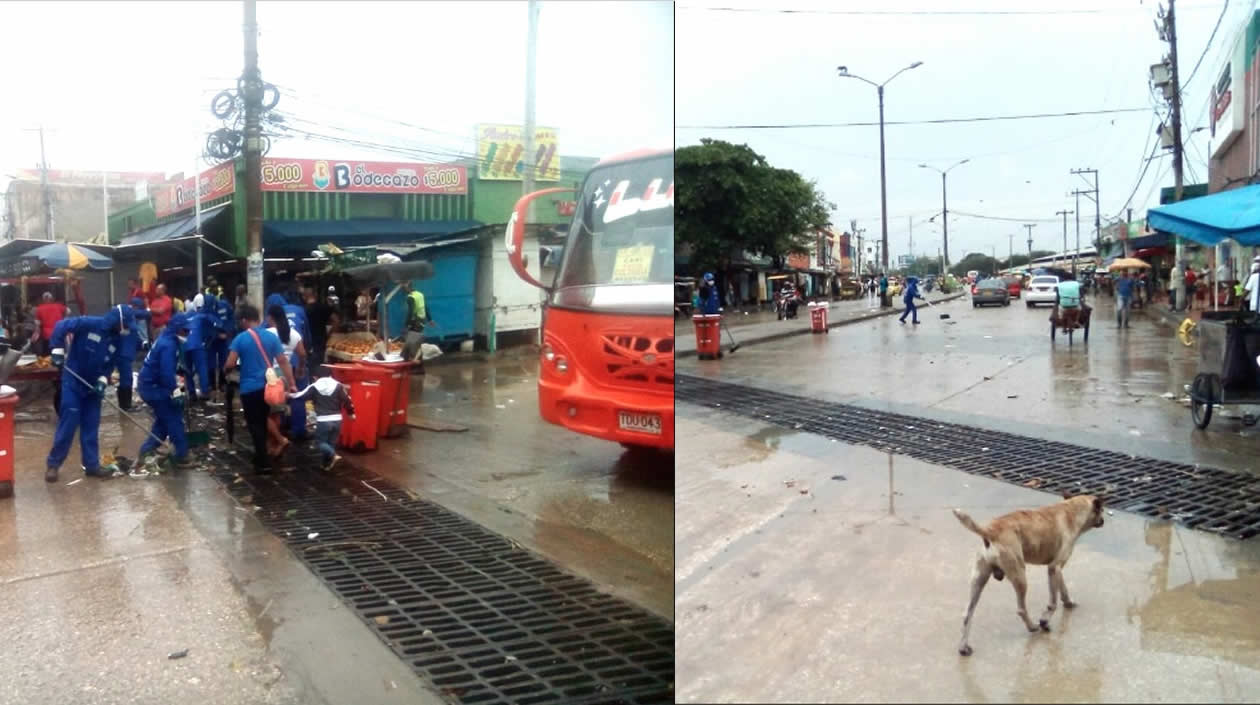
left=1093, top=496, right=1104, bottom=511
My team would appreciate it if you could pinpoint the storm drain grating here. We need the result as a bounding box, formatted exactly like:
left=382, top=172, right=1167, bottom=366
left=199, top=440, right=673, bottom=704
left=677, top=374, right=1260, bottom=540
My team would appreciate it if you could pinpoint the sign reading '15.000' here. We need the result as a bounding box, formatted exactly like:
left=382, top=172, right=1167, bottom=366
left=260, top=158, right=467, bottom=195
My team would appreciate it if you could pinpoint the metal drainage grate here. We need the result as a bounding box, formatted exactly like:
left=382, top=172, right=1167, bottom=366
left=677, top=374, right=1260, bottom=540
left=199, top=440, right=673, bottom=704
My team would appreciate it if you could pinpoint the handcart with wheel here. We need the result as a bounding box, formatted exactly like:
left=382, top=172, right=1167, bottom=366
left=1049, top=303, right=1091, bottom=345
left=1189, top=314, right=1260, bottom=429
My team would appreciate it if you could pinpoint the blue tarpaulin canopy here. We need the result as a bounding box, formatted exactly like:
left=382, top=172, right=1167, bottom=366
left=263, top=218, right=483, bottom=252
left=1146, top=184, right=1260, bottom=246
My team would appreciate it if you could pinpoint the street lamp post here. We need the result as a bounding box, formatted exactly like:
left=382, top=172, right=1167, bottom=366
left=837, top=60, right=923, bottom=299
left=918, top=158, right=969, bottom=270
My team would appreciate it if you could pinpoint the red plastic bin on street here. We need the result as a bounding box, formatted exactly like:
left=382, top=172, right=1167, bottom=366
left=357, top=359, right=413, bottom=438
left=692, top=314, right=722, bottom=360
left=808, top=302, right=829, bottom=334
left=324, top=365, right=382, bottom=452
left=0, top=392, right=16, bottom=498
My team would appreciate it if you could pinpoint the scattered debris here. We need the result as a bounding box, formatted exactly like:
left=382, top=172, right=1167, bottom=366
left=1161, top=392, right=1176, bottom=400
left=1023, top=478, right=1043, bottom=488
left=374, top=615, right=390, bottom=626
left=307, top=532, right=320, bottom=540
left=66, top=478, right=82, bottom=486
left=1007, top=394, right=1018, bottom=399
left=495, top=404, right=506, bottom=409
left=783, top=480, right=796, bottom=488
left=831, top=475, right=846, bottom=481
left=168, top=649, right=189, bottom=660
left=284, top=509, right=298, bottom=519
left=362, top=481, right=388, bottom=501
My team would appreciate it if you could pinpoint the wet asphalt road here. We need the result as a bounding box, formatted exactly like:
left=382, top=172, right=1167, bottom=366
left=675, top=291, right=1260, bottom=703
left=0, top=351, right=672, bottom=704
left=679, top=290, right=1260, bottom=474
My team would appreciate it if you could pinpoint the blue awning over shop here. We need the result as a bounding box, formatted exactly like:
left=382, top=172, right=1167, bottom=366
left=117, top=204, right=232, bottom=247
left=1147, top=184, right=1260, bottom=246
left=262, top=218, right=483, bottom=251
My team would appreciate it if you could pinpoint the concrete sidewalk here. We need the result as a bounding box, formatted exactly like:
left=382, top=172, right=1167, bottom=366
left=675, top=409, right=1260, bottom=703
left=676, top=291, right=965, bottom=354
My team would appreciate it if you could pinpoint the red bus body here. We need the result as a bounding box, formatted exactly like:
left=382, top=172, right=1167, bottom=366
left=505, top=149, right=673, bottom=450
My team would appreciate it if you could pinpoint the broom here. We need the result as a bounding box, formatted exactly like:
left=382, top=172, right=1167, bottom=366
left=921, top=296, right=950, bottom=320
left=721, top=321, right=741, bottom=354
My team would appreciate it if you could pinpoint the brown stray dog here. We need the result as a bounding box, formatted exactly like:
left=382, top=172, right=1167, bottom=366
left=952, top=493, right=1105, bottom=656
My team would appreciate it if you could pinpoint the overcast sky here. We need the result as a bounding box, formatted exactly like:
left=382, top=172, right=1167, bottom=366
left=0, top=1, right=672, bottom=191
left=677, top=0, right=1250, bottom=266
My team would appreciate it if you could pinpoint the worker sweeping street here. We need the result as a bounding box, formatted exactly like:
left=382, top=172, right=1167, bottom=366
left=181, top=296, right=215, bottom=403
left=698, top=272, right=720, bottom=315
left=46, top=304, right=135, bottom=482
left=106, top=297, right=151, bottom=411
left=266, top=291, right=312, bottom=440
left=210, top=286, right=235, bottom=403
left=899, top=276, right=925, bottom=325
left=136, top=313, right=194, bottom=467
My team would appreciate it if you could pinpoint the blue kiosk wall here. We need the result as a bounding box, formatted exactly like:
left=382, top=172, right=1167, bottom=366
left=380, top=251, right=477, bottom=346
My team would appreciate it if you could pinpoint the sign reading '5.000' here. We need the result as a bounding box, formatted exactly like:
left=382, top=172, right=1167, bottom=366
left=259, top=158, right=467, bottom=195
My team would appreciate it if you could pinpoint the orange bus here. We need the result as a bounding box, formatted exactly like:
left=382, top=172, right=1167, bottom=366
left=505, top=148, right=673, bottom=451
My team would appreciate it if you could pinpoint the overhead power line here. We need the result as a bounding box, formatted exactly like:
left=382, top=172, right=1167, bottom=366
left=676, top=107, right=1152, bottom=130
left=678, top=3, right=1218, bottom=15
left=950, top=210, right=1061, bottom=224
left=1180, top=0, right=1230, bottom=95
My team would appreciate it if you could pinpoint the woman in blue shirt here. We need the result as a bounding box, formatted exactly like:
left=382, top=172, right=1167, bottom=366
left=223, top=304, right=296, bottom=473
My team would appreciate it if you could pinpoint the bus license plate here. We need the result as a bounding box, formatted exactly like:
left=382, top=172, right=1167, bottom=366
left=618, top=411, right=661, bottom=435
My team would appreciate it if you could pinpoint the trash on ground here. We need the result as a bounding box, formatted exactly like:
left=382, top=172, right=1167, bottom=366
left=307, top=532, right=319, bottom=539
left=168, top=649, right=189, bottom=660
left=1023, top=478, right=1042, bottom=488
left=783, top=480, right=795, bottom=488
left=1007, top=394, right=1018, bottom=399
left=66, top=478, right=82, bottom=486
left=284, top=509, right=298, bottom=519
left=374, top=615, right=390, bottom=625
left=1161, top=392, right=1176, bottom=399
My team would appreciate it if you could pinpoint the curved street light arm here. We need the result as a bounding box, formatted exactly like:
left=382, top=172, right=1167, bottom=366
left=881, top=61, right=924, bottom=87
left=836, top=69, right=879, bottom=89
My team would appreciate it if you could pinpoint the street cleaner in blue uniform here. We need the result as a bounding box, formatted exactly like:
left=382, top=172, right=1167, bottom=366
left=209, top=287, right=235, bottom=404
left=136, top=313, right=194, bottom=468
left=182, top=295, right=215, bottom=403
left=697, top=272, right=721, bottom=315
left=46, top=304, right=135, bottom=482
left=107, top=297, right=151, bottom=411
left=899, top=276, right=925, bottom=325
left=267, top=290, right=312, bottom=440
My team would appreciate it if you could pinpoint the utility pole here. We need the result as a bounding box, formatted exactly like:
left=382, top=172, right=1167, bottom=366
left=1070, top=167, right=1099, bottom=274
left=242, top=0, right=264, bottom=312
left=1008, top=233, right=1014, bottom=268
left=908, top=215, right=913, bottom=260
left=1054, top=210, right=1071, bottom=266
left=523, top=0, right=539, bottom=221
left=1024, top=223, right=1037, bottom=269
left=1125, top=207, right=1134, bottom=258
left=23, top=126, right=54, bottom=240
left=1155, top=1, right=1184, bottom=262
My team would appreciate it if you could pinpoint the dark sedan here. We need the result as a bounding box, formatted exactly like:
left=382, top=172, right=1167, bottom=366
left=972, top=278, right=1010, bottom=307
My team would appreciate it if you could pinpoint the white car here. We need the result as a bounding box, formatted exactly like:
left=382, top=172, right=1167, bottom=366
left=1025, top=275, right=1060, bottom=307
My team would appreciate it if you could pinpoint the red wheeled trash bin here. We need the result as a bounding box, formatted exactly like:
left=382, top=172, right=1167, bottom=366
left=358, top=359, right=413, bottom=438
left=692, top=314, right=722, bottom=360
left=808, top=302, right=829, bottom=334
left=325, top=365, right=382, bottom=452
left=0, top=391, right=15, bottom=498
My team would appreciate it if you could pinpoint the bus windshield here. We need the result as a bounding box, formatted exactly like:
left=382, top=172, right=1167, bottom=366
left=552, top=153, right=673, bottom=315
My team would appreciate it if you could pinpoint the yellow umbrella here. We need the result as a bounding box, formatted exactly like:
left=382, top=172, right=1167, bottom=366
left=1107, top=257, right=1152, bottom=271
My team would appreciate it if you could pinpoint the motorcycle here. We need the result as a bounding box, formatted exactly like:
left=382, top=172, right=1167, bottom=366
left=776, top=289, right=802, bottom=320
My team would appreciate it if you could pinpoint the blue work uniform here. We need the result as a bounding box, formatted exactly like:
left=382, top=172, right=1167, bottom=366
left=181, top=312, right=215, bottom=399
left=138, top=313, right=189, bottom=460
left=899, top=277, right=923, bottom=324
left=107, top=300, right=151, bottom=410
left=210, top=294, right=235, bottom=391
left=267, top=293, right=312, bottom=438
left=47, top=306, right=133, bottom=476
left=698, top=283, right=720, bottom=315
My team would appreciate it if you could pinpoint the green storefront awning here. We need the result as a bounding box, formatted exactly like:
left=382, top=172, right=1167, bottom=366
left=262, top=218, right=483, bottom=252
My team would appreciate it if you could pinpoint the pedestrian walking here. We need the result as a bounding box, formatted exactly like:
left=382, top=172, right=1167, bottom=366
left=1169, top=262, right=1184, bottom=311
left=45, top=305, right=135, bottom=482
left=289, top=372, right=356, bottom=471
left=898, top=276, right=925, bottom=325
left=266, top=303, right=307, bottom=457
left=224, top=304, right=297, bottom=474
left=1185, top=266, right=1197, bottom=310
left=1115, top=271, right=1135, bottom=328
left=879, top=273, right=889, bottom=308
left=136, top=313, right=193, bottom=468
left=266, top=290, right=313, bottom=439
left=1244, top=258, right=1260, bottom=313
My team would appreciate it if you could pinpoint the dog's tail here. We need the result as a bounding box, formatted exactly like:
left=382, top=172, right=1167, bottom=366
left=952, top=508, right=991, bottom=548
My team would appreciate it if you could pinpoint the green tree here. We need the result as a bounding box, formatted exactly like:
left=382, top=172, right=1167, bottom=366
left=676, top=139, right=835, bottom=275
left=949, top=252, right=1000, bottom=278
